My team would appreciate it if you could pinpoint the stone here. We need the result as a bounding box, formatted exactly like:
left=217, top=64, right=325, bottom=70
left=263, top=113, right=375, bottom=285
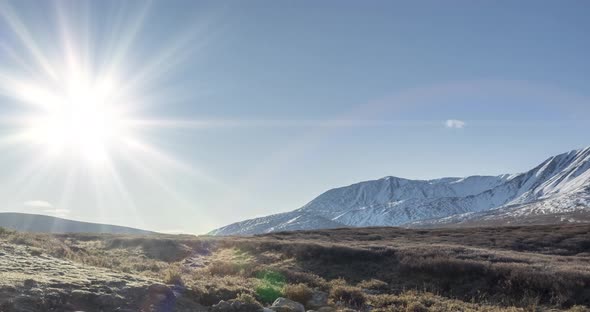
left=231, top=300, right=242, bottom=310
left=22, top=279, right=37, bottom=289
left=148, top=284, right=171, bottom=295
left=270, top=297, right=305, bottom=312
left=306, top=291, right=328, bottom=309
left=70, top=289, right=96, bottom=302
left=211, top=300, right=232, bottom=312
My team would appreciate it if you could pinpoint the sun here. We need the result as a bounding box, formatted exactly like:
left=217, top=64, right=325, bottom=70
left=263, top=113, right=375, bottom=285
left=24, top=71, right=132, bottom=165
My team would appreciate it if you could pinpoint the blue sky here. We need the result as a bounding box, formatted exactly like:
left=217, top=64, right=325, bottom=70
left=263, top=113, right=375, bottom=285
left=0, top=0, right=589, bottom=233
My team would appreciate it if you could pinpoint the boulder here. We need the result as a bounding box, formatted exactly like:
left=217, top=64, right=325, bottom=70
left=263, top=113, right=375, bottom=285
left=22, top=279, right=37, bottom=289
left=211, top=299, right=262, bottom=312
left=148, top=284, right=172, bottom=295
left=211, top=300, right=232, bottom=312
left=305, top=291, right=328, bottom=309
left=270, top=297, right=305, bottom=312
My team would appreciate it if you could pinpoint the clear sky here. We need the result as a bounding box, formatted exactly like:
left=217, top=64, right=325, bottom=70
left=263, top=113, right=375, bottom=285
left=0, top=0, right=589, bottom=234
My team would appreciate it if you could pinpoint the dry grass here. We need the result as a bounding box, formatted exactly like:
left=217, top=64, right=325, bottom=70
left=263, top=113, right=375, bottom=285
left=161, top=264, right=184, bottom=285
left=357, top=279, right=389, bottom=292
left=283, top=283, right=313, bottom=305
left=1, top=224, right=589, bottom=311
left=330, top=284, right=367, bottom=308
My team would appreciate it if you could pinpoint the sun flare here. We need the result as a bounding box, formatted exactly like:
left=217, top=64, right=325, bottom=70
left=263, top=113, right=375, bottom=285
left=23, top=72, right=132, bottom=165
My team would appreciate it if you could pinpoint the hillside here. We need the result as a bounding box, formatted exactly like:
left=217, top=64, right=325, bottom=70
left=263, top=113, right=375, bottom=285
left=0, top=212, right=154, bottom=234
left=212, top=146, right=590, bottom=235
left=1, top=224, right=589, bottom=311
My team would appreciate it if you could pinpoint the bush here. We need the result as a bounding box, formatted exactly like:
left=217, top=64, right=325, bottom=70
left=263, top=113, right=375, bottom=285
left=0, top=227, right=10, bottom=236
left=330, top=285, right=366, bottom=309
left=208, top=261, right=242, bottom=276
left=283, top=283, right=313, bottom=305
left=255, top=270, right=286, bottom=304
left=406, top=302, right=428, bottom=312
left=235, top=293, right=260, bottom=305
left=28, top=248, right=43, bottom=257
left=357, top=279, right=388, bottom=292
left=162, top=265, right=184, bottom=286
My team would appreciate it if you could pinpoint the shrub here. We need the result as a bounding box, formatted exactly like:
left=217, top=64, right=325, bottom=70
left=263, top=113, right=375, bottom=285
left=283, top=283, right=313, bottom=305
left=0, top=227, right=10, bottom=236
left=206, top=249, right=257, bottom=277
left=28, top=248, right=43, bottom=257
left=208, top=261, right=242, bottom=276
left=235, top=293, right=260, bottom=305
left=255, top=282, right=283, bottom=304
left=357, top=279, right=388, bottom=292
left=329, top=278, right=348, bottom=288
left=255, top=270, right=286, bottom=304
left=162, top=265, right=184, bottom=286
left=406, top=302, right=428, bottom=312
left=190, top=275, right=254, bottom=306
left=330, top=285, right=366, bottom=309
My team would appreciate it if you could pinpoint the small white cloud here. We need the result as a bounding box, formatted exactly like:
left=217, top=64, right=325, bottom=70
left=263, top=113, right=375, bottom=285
left=23, top=200, right=69, bottom=217
left=445, top=119, right=466, bottom=129
left=23, top=200, right=54, bottom=209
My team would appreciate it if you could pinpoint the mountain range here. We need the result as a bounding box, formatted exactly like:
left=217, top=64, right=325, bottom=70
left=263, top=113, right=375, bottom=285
left=211, top=146, right=590, bottom=235
left=0, top=212, right=154, bottom=234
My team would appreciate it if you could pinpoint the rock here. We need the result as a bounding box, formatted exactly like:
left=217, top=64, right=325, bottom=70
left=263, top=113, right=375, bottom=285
left=317, top=307, right=335, bottom=312
left=22, top=279, right=37, bottom=289
left=106, top=280, right=127, bottom=287
left=211, top=299, right=262, bottom=312
left=148, top=284, right=171, bottom=295
left=70, top=289, right=96, bottom=302
left=231, top=301, right=242, bottom=310
left=262, top=308, right=274, bottom=312
left=44, top=292, right=65, bottom=308
left=145, top=284, right=176, bottom=311
left=270, top=297, right=305, bottom=312
left=211, top=300, right=232, bottom=312
left=10, top=295, right=43, bottom=312
left=95, top=293, right=121, bottom=307
left=306, top=291, right=328, bottom=309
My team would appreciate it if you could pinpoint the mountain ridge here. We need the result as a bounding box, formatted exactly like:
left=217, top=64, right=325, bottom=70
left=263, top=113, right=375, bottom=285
left=211, top=146, right=590, bottom=235
left=0, top=212, right=155, bottom=234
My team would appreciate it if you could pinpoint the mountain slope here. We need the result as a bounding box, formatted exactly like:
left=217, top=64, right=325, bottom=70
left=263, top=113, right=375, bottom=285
left=212, top=146, right=590, bottom=235
left=0, top=212, right=155, bottom=234
left=209, top=211, right=346, bottom=236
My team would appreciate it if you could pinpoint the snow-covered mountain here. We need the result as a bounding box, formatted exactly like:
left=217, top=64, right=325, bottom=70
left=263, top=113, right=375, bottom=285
left=210, top=146, right=590, bottom=235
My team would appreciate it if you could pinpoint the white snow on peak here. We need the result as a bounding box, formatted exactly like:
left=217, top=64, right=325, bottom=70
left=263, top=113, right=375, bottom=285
left=211, top=146, right=590, bottom=235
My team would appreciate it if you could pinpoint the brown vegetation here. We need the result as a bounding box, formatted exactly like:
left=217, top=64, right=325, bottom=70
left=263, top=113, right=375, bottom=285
left=1, top=223, right=589, bottom=311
